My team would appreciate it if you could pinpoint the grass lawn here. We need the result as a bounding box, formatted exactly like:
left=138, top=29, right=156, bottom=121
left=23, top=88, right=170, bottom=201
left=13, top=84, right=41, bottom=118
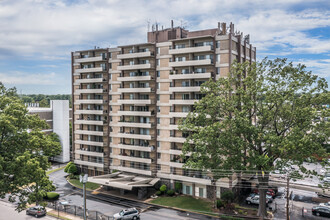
left=46, top=166, right=65, bottom=175
left=68, top=178, right=100, bottom=191
left=150, top=195, right=213, bottom=213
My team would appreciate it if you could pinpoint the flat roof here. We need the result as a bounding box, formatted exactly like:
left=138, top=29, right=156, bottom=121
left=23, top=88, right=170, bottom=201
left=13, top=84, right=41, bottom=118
left=88, top=172, right=160, bottom=190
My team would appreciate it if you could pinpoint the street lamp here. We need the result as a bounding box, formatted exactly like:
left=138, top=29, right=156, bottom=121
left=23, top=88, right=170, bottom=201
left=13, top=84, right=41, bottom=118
left=80, top=174, right=88, bottom=220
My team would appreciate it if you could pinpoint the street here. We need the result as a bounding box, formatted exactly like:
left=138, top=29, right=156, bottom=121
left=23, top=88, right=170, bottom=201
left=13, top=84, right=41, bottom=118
left=49, top=169, right=216, bottom=220
left=0, top=200, right=54, bottom=220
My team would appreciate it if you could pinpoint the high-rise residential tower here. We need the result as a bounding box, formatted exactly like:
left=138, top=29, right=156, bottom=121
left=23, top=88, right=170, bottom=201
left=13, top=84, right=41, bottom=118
left=72, top=22, right=256, bottom=199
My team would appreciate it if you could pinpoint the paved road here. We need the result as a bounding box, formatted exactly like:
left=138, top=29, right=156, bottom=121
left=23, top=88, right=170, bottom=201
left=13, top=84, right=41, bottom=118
left=0, top=201, right=54, bottom=220
left=49, top=169, right=217, bottom=220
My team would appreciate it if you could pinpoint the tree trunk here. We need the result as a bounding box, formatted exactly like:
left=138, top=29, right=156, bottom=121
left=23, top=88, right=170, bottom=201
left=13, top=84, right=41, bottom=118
left=257, top=172, right=269, bottom=219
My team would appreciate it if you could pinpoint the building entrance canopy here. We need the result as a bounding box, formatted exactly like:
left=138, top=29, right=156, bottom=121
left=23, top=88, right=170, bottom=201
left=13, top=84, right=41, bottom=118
left=88, top=172, right=160, bottom=190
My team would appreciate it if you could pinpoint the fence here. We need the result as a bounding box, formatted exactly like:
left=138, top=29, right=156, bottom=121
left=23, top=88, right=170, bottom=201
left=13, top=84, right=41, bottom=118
left=47, top=202, right=113, bottom=220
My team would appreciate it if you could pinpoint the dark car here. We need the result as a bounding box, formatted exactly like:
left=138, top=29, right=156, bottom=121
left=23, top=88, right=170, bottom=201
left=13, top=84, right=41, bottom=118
left=312, top=206, right=330, bottom=218
left=26, top=206, right=47, bottom=218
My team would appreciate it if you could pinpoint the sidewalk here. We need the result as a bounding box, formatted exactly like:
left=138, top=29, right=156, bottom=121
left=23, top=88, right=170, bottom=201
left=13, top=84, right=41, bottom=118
left=46, top=207, right=82, bottom=220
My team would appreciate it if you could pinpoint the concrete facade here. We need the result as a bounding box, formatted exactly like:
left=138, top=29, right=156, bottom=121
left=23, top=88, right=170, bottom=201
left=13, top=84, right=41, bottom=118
left=71, top=22, right=256, bottom=198
left=28, top=100, right=71, bottom=163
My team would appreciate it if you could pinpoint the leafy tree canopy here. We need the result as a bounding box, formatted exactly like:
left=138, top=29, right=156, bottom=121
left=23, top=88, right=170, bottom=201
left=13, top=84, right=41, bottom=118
left=0, top=83, right=61, bottom=211
left=180, top=58, right=329, bottom=218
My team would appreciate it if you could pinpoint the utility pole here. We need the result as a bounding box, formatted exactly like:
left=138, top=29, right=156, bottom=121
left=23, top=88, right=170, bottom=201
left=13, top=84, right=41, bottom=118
left=80, top=174, right=88, bottom=220
left=286, top=174, right=291, bottom=220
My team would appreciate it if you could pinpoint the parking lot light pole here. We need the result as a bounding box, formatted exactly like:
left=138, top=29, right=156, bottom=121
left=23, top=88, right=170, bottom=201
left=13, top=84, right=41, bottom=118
left=80, top=174, right=88, bottom=220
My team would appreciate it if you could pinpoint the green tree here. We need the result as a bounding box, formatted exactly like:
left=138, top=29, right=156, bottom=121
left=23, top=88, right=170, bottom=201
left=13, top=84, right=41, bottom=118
left=180, top=58, right=329, bottom=218
left=0, top=83, right=61, bottom=211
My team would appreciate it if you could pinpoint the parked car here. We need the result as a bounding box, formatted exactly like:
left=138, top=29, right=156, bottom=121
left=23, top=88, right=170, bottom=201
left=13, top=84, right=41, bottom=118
left=312, top=206, right=330, bottom=217
left=253, top=189, right=276, bottom=198
left=26, top=206, right=47, bottom=218
left=323, top=172, right=330, bottom=184
left=319, top=202, right=330, bottom=207
left=113, top=208, right=140, bottom=220
left=246, top=195, right=270, bottom=205
left=248, top=193, right=273, bottom=203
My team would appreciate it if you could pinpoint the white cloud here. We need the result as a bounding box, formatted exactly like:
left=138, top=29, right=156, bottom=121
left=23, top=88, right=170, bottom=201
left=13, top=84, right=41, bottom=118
left=0, top=72, right=59, bottom=85
left=292, top=59, right=330, bottom=78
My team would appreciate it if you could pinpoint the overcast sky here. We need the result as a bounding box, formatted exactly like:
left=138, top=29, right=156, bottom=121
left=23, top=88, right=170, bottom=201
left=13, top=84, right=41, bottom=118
left=0, top=0, right=329, bottom=94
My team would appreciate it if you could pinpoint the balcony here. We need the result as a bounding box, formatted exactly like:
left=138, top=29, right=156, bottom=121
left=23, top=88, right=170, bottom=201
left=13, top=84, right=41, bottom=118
left=117, top=51, right=153, bottom=59
left=117, top=99, right=154, bottom=105
left=168, top=112, right=189, bottom=118
left=117, top=87, right=152, bottom=93
left=74, top=99, right=104, bottom=104
left=169, top=99, right=198, bottom=105
left=117, top=110, right=153, bottom=117
left=117, top=63, right=151, bottom=71
left=157, top=172, right=211, bottom=185
left=110, top=165, right=152, bottom=176
left=111, top=132, right=153, bottom=140
left=75, top=56, right=104, bottom=63
left=75, top=140, right=104, bottom=147
left=74, top=159, right=104, bottom=168
left=75, top=67, right=103, bottom=74
left=169, top=59, right=212, bottom=67
left=112, top=154, right=152, bottom=164
left=117, top=75, right=152, bottom=82
left=74, top=89, right=103, bottom=94
left=75, top=150, right=103, bottom=157
left=74, top=130, right=104, bottom=136
left=75, top=119, right=104, bottom=125
left=169, top=86, right=200, bottom=93
left=169, top=72, right=211, bottom=80
left=74, top=78, right=104, bottom=85
left=169, top=45, right=213, bottom=55
left=113, top=121, right=153, bottom=128
left=111, top=143, right=154, bottom=152
left=168, top=136, right=186, bottom=143
left=74, top=109, right=104, bottom=115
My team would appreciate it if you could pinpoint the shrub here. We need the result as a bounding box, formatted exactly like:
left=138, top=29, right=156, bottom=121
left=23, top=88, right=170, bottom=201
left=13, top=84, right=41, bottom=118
left=159, top=184, right=167, bottom=194
left=216, top=199, right=225, bottom=208
left=175, top=182, right=182, bottom=193
left=67, top=163, right=78, bottom=176
left=221, top=191, right=234, bottom=204
left=64, top=162, right=73, bottom=173
left=166, top=189, right=175, bottom=196
left=46, top=192, right=59, bottom=200
left=155, top=191, right=162, bottom=196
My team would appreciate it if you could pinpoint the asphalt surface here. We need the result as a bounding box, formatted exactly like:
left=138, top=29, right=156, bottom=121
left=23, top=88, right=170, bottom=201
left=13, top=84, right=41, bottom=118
left=0, top=201, right=54, bottom=220
left=49, top=169, right=218, bottom=220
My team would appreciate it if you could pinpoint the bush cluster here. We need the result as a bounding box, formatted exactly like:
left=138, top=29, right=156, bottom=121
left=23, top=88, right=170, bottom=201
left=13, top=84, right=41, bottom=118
left=46, top=192, right=59, bottom=200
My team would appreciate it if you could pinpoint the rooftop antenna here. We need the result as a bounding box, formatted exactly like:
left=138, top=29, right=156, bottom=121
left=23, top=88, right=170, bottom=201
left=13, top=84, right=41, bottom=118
left=146, top=19, right=151, bottom=32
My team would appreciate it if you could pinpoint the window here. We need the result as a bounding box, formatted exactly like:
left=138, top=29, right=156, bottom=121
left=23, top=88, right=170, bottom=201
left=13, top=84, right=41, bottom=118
left=157, top=71, right=160, bottom=77
left=157, top=106, right=160, bottom=112
left=176, top=44, right=185, bottom=49
left=199, top=187, right=204, bottom=197
left=216, top=54, right=220, bottom=62
left=182, top=81, right=190, bottom=87
left=157, top=141, right=160, bottom=148
left=216, top=41, right=220, bottom=48
left=175, top=56, right=186, bottom=62
left=157, top=118, right=160, bottom=124
left=156, top=59, right=160, bottom=66
left=182, top=94, right=190, bottom=100
left=157, top=95, right=160, bottom=101
left=216, top=67, right=220, bottom=75
left=157, top=83, right=160, bottom=89
left=157, top=47, right=160, bottom=54
left=182, top=106, right=190, bottom=112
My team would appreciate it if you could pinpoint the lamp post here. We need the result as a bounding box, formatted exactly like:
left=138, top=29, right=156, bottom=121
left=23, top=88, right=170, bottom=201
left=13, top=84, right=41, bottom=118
left=80, top=174, right=88, bottom=220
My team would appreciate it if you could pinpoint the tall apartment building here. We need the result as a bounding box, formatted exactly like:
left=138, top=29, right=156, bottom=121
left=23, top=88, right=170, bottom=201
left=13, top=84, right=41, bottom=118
left=72, top=22, right=256, bottom=199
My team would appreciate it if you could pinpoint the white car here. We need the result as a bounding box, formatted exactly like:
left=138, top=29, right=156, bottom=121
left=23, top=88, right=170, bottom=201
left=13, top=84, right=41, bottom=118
left=113, top=208, right=140, bottom=220
left=319, top=202, right=330, bottom=207
left=246, top=195, right=270, bottom=205
left=323, top=172, right=330, bottom=183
